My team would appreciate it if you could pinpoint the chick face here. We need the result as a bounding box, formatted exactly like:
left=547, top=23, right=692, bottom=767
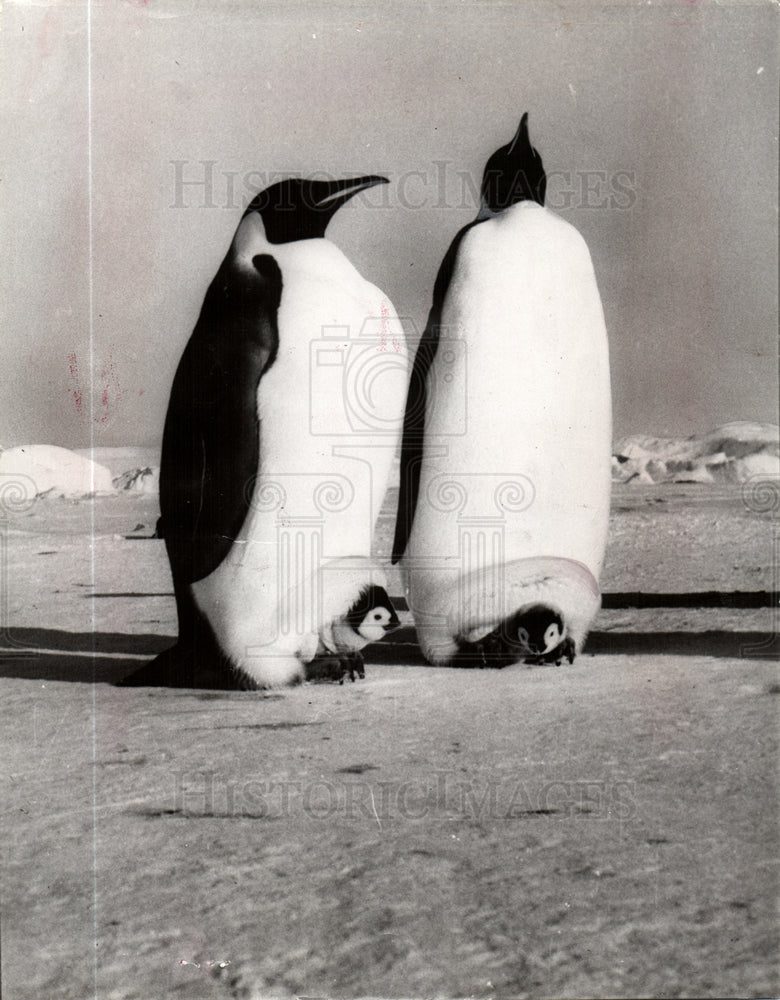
left=354, top=604, right=398, bottom=643
left=331, top=584, right=401, bottom=651
left=459, top=604, right=568, bottom=667
left=509, top=605, right=564, bottom=656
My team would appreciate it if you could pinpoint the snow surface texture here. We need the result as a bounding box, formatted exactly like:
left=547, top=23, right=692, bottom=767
left=0, top=465, right=777, bottom=1000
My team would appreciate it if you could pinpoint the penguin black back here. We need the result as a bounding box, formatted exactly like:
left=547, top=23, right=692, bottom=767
left=159, top=251, right=283, bottom=586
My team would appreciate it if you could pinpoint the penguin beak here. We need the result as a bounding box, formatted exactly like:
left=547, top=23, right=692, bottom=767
left=244, top=175, right=388, bottom=243
left=309, top=175, right=388, bottom=213
left=507, top=112, right=529, bottom=155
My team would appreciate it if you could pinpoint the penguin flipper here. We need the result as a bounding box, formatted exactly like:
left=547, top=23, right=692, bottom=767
left=391, top=332, right=436, bottom=563
left=392, top=222, right=478, bottom=564
left=159, top=251, right=283, bottom=585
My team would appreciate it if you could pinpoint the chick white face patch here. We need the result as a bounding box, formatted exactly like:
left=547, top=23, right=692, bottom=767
left=542, top=620, right=563, bottom=653
left=357, top=605, right=397, bottom=642
left=344, top=583, right=401, bottom=645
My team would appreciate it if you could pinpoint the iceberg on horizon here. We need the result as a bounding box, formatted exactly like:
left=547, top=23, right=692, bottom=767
left=612, top=422, right=779, bottom=485
left=0, top=444, right=114, bottom=500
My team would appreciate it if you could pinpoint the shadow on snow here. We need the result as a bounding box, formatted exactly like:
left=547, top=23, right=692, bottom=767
left=0, top=620, right=776, bottom=685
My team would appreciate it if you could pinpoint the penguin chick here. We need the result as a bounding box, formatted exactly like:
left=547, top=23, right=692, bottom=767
left=457, top=604, right=574, bottom=668
left=308, top=584, right=401, bottom=684
left=338, top=583, right=402, bottom=645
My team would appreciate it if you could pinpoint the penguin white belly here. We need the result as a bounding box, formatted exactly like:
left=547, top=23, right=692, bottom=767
left=192, top=239, right=407, bottom=686
left=405, top=202, right=611, bottom=664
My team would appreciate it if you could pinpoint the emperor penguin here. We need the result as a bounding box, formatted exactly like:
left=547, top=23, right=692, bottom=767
left=124, top=175, right=406, bottom=689
left=392, top=114, right=611, bottom=667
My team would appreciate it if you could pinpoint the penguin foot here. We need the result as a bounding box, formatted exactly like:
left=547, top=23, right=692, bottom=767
left=305, top=650, right=365, bottom=685
left=451, top=638, right=517, bottom=669
left=524, top=637, right=576, bottom=667
left=117, top=642, right=246, bottom=690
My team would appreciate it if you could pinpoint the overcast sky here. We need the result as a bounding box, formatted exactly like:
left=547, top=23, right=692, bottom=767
left=0, top=0, right=777, bottom=450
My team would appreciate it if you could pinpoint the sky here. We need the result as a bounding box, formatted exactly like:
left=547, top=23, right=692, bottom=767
left=0, top=0, right=777, bottom=450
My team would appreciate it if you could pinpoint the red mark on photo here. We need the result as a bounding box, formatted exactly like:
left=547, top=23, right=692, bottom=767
left=95, top=349, right=123, bottom=424
left=66, top=349, right=123, bottom=423
left=377, top=300, right=402, bottom=354
left=67, top=352, right=82, bottom=415
left=38, top=8, right=60, bottom=60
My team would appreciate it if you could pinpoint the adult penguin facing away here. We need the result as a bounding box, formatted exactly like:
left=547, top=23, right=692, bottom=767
left=393, top=114, right=611, bottom=668
left=123, top=175, right=406, bottom=689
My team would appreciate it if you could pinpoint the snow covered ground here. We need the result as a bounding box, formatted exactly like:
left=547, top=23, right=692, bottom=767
left=0, top=446, right=777, bottom=999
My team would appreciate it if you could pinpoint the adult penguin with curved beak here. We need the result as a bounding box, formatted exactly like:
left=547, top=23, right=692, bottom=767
left=393, top=114, right=611, bottom=668
left=123, top=175, right=405, bottom=689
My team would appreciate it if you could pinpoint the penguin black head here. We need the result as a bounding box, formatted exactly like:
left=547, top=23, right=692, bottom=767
left=344, top=584, right=401, bottom=643
left=479, top=112, right=546, bottom=216
left=243, top=175, right=388, bottom=244
left=502, top=604, right=564, bottom=656
left=458, top=603, right=567, bottom=667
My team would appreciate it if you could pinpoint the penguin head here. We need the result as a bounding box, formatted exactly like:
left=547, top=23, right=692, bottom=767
left=503, top=604, right=565, bottom=656
left=479, top=112, right=546, bottom=216
left=243, top=175, right=388, bottom=244
left=344, top=584, right=401, bottom=643
left=461, top=603, right=566, bottom=666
